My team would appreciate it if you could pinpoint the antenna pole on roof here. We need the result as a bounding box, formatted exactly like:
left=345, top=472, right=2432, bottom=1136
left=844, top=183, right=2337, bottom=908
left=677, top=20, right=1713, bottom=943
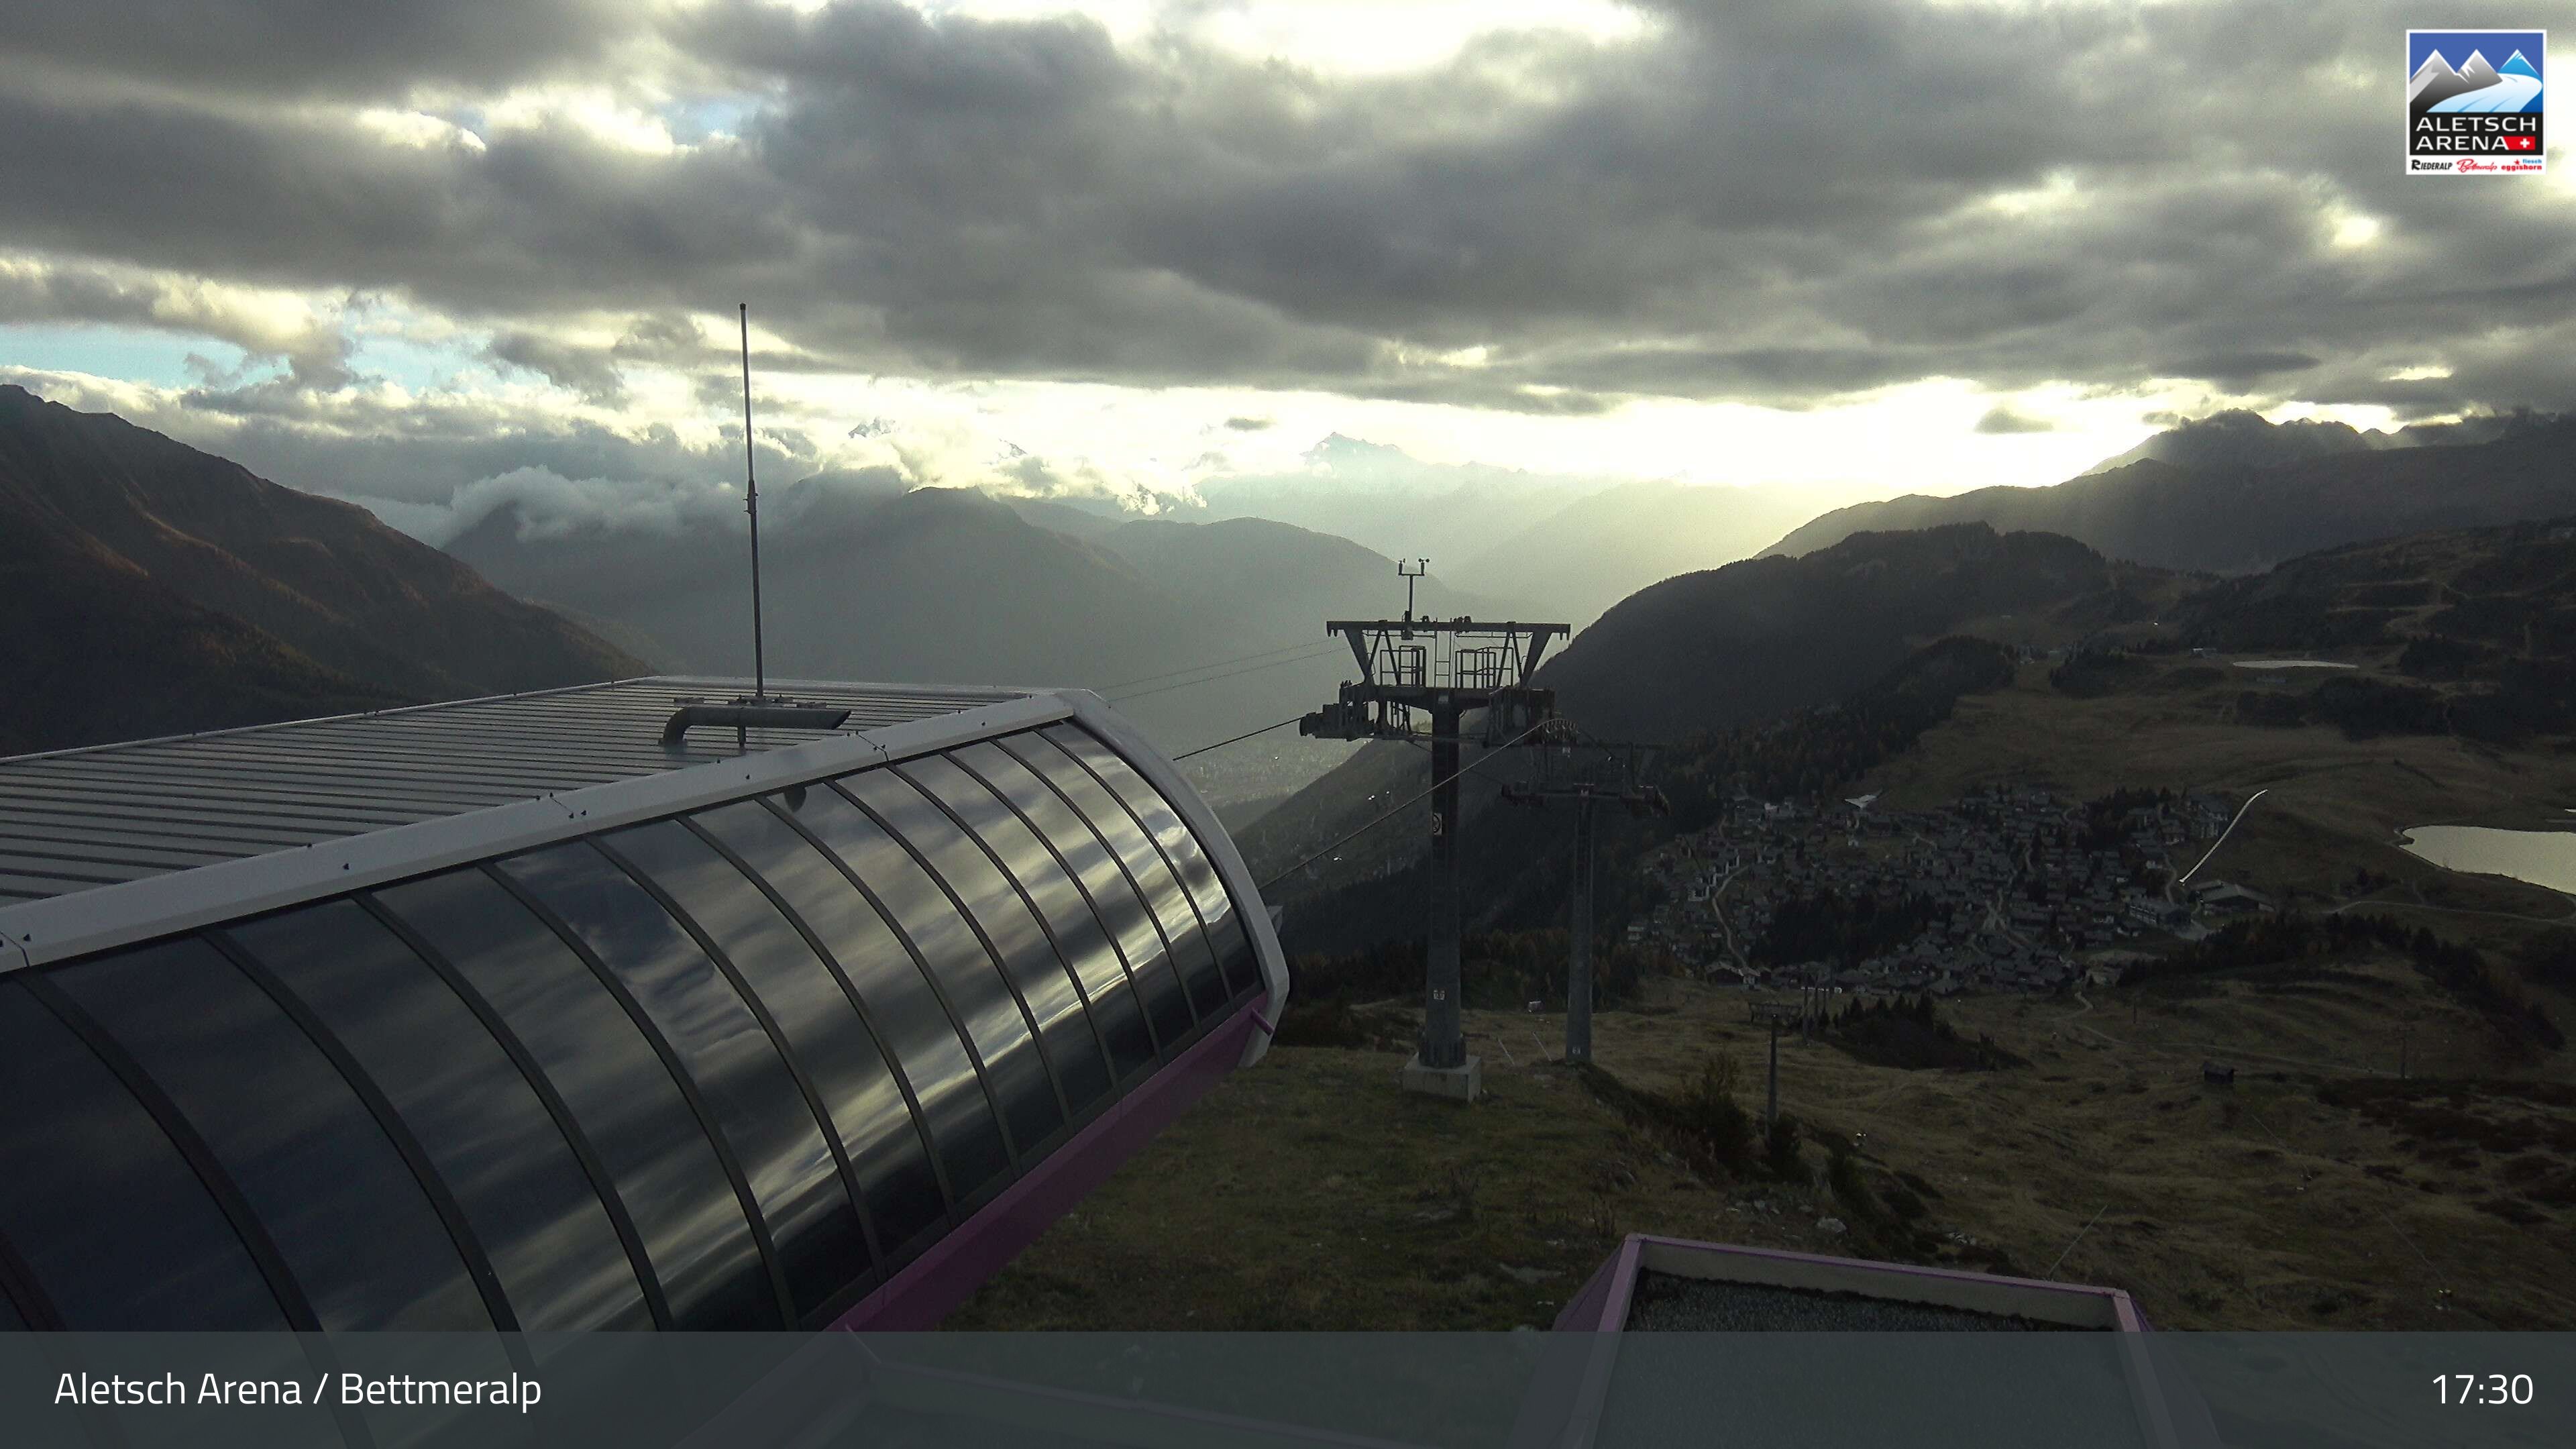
left=740, top=302, right=768, bottom=704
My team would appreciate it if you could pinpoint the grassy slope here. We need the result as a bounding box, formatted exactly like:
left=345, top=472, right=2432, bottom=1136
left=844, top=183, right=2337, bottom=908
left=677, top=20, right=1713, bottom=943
left=957, top=650, right=2576, bottom=1333
left=1873, top=656, right=2576, bottom=928
left=956, top=967, right=2575, bottom=1331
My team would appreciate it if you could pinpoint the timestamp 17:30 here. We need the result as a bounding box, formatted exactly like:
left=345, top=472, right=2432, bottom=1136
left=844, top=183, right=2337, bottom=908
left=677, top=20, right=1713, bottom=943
left=2436, top=1374, right=2534, bottom=1407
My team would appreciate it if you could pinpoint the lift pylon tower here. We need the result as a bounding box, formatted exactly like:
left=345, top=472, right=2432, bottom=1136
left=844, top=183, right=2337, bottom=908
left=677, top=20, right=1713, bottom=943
left=1300, top=566, right=1567, bottom=1102
left=1499, top=741, right=1668, bottom=1064
left=1750, top=1002, right=1803, bottom=1126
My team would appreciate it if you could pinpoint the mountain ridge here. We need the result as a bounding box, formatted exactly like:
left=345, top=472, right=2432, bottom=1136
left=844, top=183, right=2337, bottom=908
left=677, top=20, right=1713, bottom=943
left=440, top=478, right=1527, bottom=757
left=1766, top=413, right=2576, bottom=574
left=1539, top=521, right=2173, bottom=741
left=0, top=385, right=647, bottom=754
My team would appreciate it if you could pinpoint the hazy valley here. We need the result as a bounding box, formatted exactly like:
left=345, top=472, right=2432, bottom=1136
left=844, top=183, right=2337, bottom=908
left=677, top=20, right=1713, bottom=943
left=7, top=381, right=2576, bottom=1336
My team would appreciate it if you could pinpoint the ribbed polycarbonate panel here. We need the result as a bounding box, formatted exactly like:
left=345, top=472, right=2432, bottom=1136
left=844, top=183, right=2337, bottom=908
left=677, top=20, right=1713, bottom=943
left=0, top=717, right=1265, bottom=1333
left=0, top=981, right=291, bottom=1330
left=222, top=900, right=653, bottom=1330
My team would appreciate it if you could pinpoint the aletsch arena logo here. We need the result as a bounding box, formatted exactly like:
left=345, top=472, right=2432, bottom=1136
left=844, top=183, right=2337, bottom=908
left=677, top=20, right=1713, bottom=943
left=2408, top=30, right=2546, bottom=174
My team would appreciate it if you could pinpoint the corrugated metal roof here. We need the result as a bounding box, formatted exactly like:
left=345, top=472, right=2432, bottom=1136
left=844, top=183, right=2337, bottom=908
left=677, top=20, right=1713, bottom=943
left=0, top=677, right=1031, bottom=904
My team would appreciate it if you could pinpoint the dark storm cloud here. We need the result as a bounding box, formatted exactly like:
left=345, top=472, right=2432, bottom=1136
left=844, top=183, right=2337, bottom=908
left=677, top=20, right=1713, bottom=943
left=1525, top=343, right=1913, bottom=401
left=2159, top=352, right=2322, bottom=384
left=0, top=0, right=2571, bottom=417
left=0, top=0, right=641, bottom=99
left=488, top=329, right=629, bottom=404
left=1975, top=407, right=2055, bottom=436
left=0, top=91, right=800, bottom=314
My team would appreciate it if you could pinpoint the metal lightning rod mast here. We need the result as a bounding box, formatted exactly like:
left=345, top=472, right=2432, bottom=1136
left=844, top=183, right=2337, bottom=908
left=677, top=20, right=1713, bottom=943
left=741, top=301, right=769, bottom=704
left=653, top=306, right=854, bottom=750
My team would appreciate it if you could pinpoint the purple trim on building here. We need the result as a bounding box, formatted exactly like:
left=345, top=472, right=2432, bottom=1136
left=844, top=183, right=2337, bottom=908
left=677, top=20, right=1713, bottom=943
left=829, top=999, right=1261, bottom=1331
left=2113, top=1291, right=2146, bottom=1332
left=1599, top=1235, right=1647, bottom=1329
left=1557, top=1234, right=1647, bottom=1333
left=1549, top=1244, right=1629, bottom=1334
left=1550, top=1232, right=2143, bottom=1332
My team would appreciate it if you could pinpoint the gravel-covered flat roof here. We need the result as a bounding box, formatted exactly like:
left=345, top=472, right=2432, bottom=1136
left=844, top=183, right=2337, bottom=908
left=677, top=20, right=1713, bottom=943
left=1625, top=1271, right=2088, bottom=1332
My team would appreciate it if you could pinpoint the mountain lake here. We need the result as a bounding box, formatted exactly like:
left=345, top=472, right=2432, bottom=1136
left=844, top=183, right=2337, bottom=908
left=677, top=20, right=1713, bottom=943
left=2400, top=824, right=2576, bottom=896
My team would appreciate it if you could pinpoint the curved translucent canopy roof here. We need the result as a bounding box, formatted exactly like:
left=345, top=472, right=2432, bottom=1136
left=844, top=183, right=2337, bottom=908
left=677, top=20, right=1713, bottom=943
left=0, top=689, right=1278, bottom=1332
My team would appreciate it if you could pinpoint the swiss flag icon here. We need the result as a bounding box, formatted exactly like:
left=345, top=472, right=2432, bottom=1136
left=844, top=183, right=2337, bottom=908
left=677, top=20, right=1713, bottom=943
left=2505, top=136, right=2538, bottom=152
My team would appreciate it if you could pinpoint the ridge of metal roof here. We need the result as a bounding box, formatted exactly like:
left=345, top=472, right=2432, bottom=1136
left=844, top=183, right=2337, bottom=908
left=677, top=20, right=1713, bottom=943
left=0, top=684, right=1293, bottom=1075
left=0, top=676, right=1053, bottom=927
left=0, top=675, right=1034, bottom=767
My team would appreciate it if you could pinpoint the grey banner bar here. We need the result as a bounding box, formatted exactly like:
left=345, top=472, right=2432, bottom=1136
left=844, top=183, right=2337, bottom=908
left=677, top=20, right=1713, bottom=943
left=3, top=1333, right=2567, bottom=1448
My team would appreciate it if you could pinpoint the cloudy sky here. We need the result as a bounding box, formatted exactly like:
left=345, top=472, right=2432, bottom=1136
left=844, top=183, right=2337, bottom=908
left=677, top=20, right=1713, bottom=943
left=2, top=0, right=2570, bottom=535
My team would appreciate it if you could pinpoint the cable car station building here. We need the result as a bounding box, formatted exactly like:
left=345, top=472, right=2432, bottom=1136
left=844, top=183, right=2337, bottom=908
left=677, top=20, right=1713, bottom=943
left=0, top=678, right=1285, bottom=1333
